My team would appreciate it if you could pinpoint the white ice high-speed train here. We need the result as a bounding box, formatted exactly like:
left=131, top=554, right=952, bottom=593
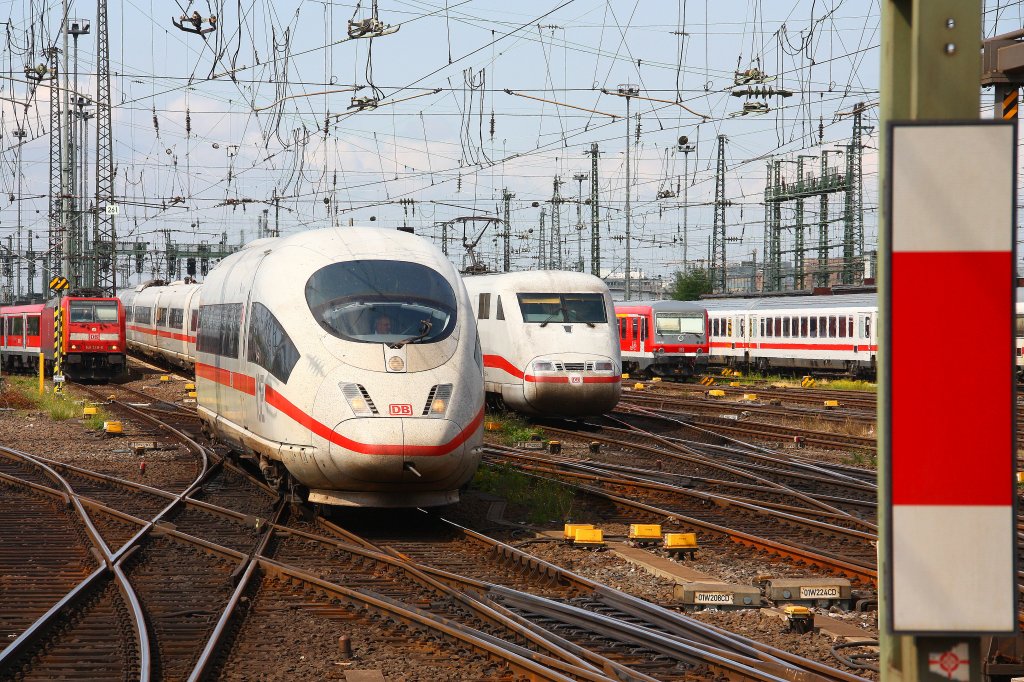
left=463, top=271, right=621, bottom=417
left=119, top=227, right=485, bottom=508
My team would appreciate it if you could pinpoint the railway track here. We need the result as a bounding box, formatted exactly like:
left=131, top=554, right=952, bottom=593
left=0, top=393, right=875, bottom=681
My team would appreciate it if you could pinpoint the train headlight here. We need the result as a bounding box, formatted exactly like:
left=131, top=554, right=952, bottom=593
left=532, top=360, right=555, bottom=372
left=111, top=345, right=118, bottom=351
left=388, top=356, right=405, bottom=372
left=341, top=383, right=376, bottom=417
left=594, top=361, right=613, bottom=371
left=424, top=384, right=452, bottom=418
left=70, top=344, right=78, bottom=350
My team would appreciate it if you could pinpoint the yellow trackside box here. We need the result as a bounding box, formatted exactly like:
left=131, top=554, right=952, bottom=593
left=563, top=524, right=595, bottom=541
left=184, top=383, right=196, bottom=391
left=707, top=389, right=725, bottom=397
left=621, top=373, right=630, bottom=380
left=573, top=527, right=605, bottom=547
left=160, top=375, right=170, bottom=382
left=83, top=406, right=98, bottom=416
left=103, top=421, right=123, bottom=435
left=650, top=377, right=662, bottom=383
left=782, top=605, right=812, bottom=616
left=187, top=391, right=198, bottom=399
left=824, top=400, right=840, bottom=408
left=665, top=532, right=698, bottom=549
left=743, top=393, right=757, bottom=401
left=729, top=381, right=741, bottom=387
left=628, top=524, right=662, bottom=541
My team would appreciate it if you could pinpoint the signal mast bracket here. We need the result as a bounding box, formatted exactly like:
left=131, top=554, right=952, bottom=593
left=348, top=95, right=380, bottom=111
left=173, top=12, right=218, bottom=36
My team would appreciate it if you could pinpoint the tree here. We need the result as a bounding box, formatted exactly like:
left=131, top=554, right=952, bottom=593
left=670, top=268, right=712, bottom=301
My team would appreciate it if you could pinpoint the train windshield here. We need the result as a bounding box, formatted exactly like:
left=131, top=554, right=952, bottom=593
left=69, top=301, right=119, bottom=323
left=305, top=260, right=458, bottom=344
left=655, top=312, right=705, bottom=335
left=517, top=293, right=607, bottom=324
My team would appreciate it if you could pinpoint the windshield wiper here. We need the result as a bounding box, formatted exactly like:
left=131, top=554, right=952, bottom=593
left=389, top=319, right=433, bottom=348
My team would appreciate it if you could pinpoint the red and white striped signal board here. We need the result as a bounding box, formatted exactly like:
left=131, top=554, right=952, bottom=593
left=886, top=121, right=1016, bottom=634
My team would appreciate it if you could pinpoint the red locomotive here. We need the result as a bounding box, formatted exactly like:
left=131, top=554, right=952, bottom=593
left=614, top=300, right=710, bottom=378
left=0, top=296, right=127, bottom=381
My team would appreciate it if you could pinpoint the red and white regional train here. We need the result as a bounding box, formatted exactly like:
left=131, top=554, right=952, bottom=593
left=0, top=296, right=127, bottom=380
left=613, top=300, right=710, bottom=378
left=702, top=293, right=878, bottom=375
left=463, top=271, right=621, bottom=417
left=120, top=227, right=485, bottom=508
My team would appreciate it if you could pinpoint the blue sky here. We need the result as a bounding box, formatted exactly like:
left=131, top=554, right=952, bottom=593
left=0, top=1, right=1012, bottom=289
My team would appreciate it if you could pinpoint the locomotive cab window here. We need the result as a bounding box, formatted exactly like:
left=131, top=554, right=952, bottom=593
left=655, top=312, right=704, bottom=336
left=247, top=302, right=300, bottom=383
left=518, top=293, right=607, bottom=325
left=305, top=260, right=457, bottom=345
left=70, top=301, right=119, bottom=323
left=126, top=306, right=133, bottom=323
left=496, top=296, right=505, bottom=320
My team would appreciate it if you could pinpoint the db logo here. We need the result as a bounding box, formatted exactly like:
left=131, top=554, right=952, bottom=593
left=389, top=404, right=414, bottom=416
left=568, top=374, right=584, bottom=385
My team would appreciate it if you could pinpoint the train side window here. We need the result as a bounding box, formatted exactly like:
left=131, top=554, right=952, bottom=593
left=640, top=318, right=648, bottom=341
left=782, top=318, right=790, bottom=337
left=847, top=316, right=854, bottom=337
left=839, top=316, right=848, bottom=338
left=134, top=307, right=150, bottom=325
left=631, top=318, right=639, bottom=339
left=11, top=316, right=23, bottom=335
left=125, top=306, right=133, bottom=323
left=809, top=317, right=818, bottom=338
left=496, top=296, right=504, bottom=320
left=197, top=303, right=243, bottom=358
left=800, top=317, right=808, bottom=337
left=156, top=308, right=167, bottom=327
left=190, top=309, right=199, bottom=332
left=27, top=317, right=39, bottom=336
left=865, top=316, right=872, bottom=339
left=738, top=319, right=744, bottom=337
left=828, top=316, right=837, bottom=337
left=247, top=302, right=300, bottom=383
left=759, top=318, right=764, bottom=337
left=169, top=308, right=184, bottom=329
left=478, top=293, right=490, bottom=320
left=774, top=317, right=782, bottom=336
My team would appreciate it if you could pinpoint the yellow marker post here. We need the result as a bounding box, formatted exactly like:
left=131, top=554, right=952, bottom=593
left=38, top=353, right=44, bottom=394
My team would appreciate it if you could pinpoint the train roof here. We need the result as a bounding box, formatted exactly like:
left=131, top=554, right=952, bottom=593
left=615, top=299, right=706, bottom=312
left=700, top=293, right=877, bottom=312
left=463, top=270, right=609, bottom=292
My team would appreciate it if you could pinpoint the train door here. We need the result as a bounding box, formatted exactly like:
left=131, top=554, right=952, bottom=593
left=629, top=316, right=640, bottom=352
left=639, top=315, right=649, bottom=352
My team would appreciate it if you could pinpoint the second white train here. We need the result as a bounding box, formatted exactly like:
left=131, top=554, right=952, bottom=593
left=463, top=271, right=621, bottom=417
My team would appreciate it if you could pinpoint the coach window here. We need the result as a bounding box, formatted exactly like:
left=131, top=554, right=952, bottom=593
left=782, top=318, right=790, bottom=337
left=197, top=303, right=243, bottom=358
left=827, top=316, right=837, bottom=338
left=190, top=309, right=199, bottom=332
left=156, top=308, right=167, bottom=327
left=11, top=316, right=23, bottom=337
left=496, top=296, right=504, bottom=320
left=865, top=316, right=872, bottom=339
left=248, top=302, right=300, bottom=383
left=631, top=318, right=639, bottom=339
left=170, top=308, right=184, bottom=329
left=125, top=307, right=133, bottom=323
left=27, top=317, right=39, bottom=337
left=738, top=319, right=744, bottom=338
left=478, top=293, right=490, bottom=320
left=839, top=316, right=848, bottom=338
left=135, top=307, right=150, bottom=325
left=847, top=316, right=854, bottom=337
left=800, top=317, right=808, bottom=337
left=758, top=318, right=764, bottom=337
left=809, top=317, right=818, bottom=338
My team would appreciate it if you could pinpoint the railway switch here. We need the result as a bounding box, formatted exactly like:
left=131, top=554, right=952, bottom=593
left=674, top=582, right=761, bottom=610
left=664, top=532, right=699, bottom=559
left=782, top=605, right=813, bottom=633
left=573, top=527, right=605, bottom=549
left=764, top=578, right=851, bottom=609
left=628, top=524, right=662, bottom=545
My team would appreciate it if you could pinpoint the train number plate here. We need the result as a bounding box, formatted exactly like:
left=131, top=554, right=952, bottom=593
left=799, top=586, right=840, bottom=599
left=389, top=404, right=413, bottom=416
left=568, top=374, right=583, bottom=385
left=694, top=592, right=733, bottom=605
left=88, top=333, right=100, bottom=341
